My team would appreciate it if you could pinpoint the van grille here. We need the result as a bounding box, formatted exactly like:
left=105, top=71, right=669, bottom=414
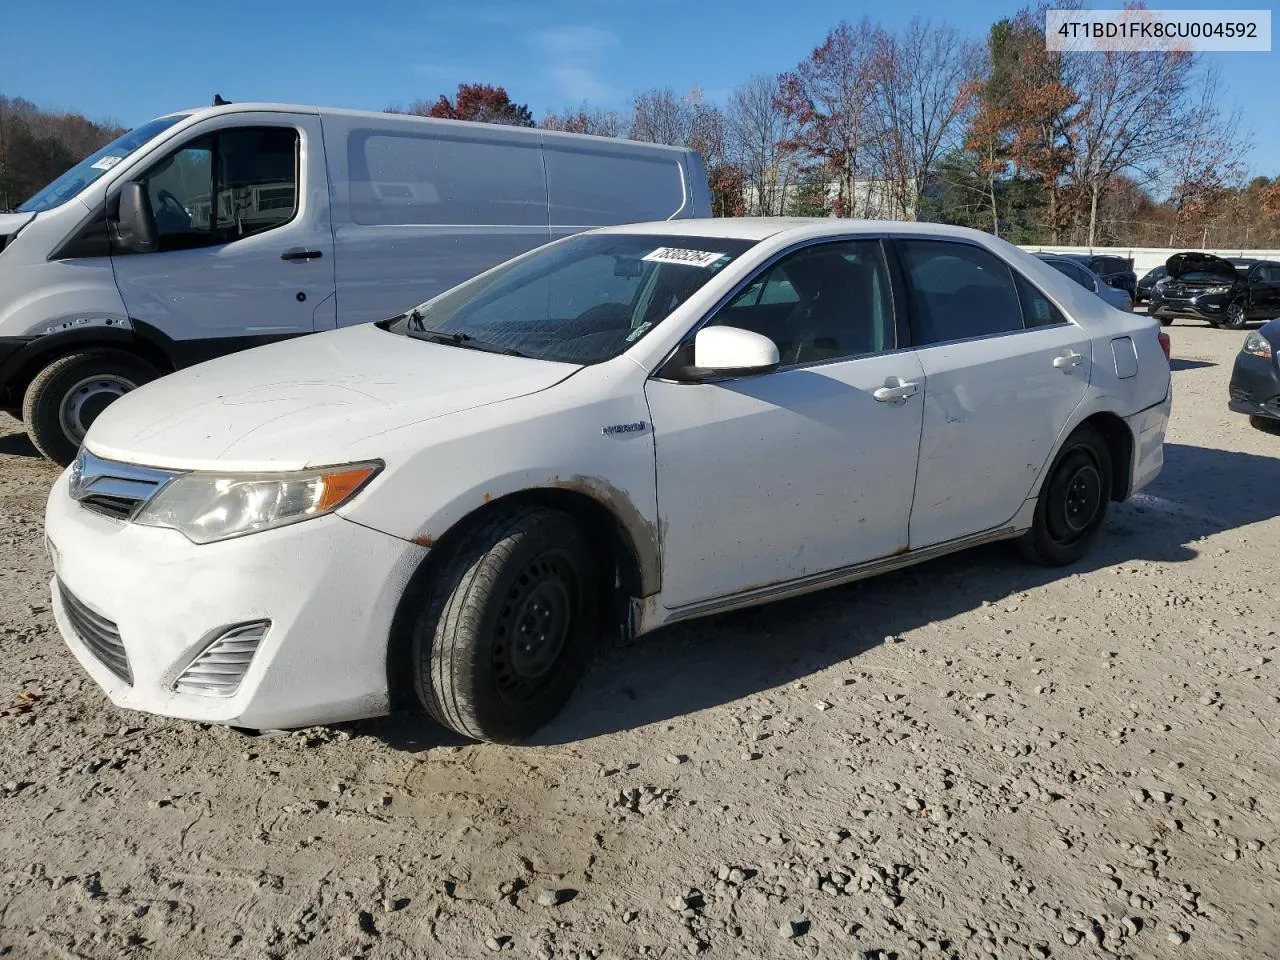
left=58, top=580, right=131, bottom=684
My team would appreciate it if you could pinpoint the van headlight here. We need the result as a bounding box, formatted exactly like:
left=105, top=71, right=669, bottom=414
left=1242, top=331, right=1273, bottom=359
left=134, top=462, right=381, bottom=543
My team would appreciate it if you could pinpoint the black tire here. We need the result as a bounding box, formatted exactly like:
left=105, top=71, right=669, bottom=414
left=1158, top=316, right=1174, bottom=326
left=410, top=505, right=601, bottom=743
left=1017, top=424, right=1113, bottom=567
left=22, top=350, right=160, bottom=465
left=1250, top=414, right=1280, bottom=435
left=1223, top=302, right=1248, bottom=330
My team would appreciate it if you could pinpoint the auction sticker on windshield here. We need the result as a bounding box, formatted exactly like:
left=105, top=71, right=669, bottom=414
left=642, top=247, right=728, bottom=268
left=90, top=156, right=123, bottom=171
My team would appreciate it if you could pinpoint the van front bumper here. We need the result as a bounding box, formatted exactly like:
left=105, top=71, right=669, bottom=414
left=44, top=469, right=427, bottom=730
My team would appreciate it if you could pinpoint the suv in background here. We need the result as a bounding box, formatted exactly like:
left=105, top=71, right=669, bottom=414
left=1035, top=254, right=1132, bottom=311
left=1149, top=252, right=1280, bottom=329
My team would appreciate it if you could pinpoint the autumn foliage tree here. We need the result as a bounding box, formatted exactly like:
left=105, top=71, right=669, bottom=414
left=387, top=83, right=535, bottom=127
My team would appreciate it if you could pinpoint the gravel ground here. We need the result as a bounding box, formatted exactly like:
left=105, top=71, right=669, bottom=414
left=0, top=321, right=1276, bottom=960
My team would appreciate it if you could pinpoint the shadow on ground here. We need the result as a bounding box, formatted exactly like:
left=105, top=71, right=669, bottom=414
left=0, top=431, right=40, bottom=459
left=1169, top=358, right=1216, bottom=371
left=358, top=441, right=1279, bottom=751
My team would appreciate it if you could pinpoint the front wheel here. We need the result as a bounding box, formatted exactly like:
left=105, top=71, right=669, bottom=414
left=1223, top=302, right=1248, bottom=330
left=1017, top=424, right=1113, bottom=567
left=1250, top=414, right=1280, bottom=435
left=410, top=505, right=601, bottom=743
left=22, top=349, right=160, bottom=465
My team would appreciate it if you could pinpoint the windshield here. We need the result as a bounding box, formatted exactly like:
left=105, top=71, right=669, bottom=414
left=1180, top=271, right=1234, bottom=284
left=17, top=115, right=188, bottom=214
left=390, top=233, right=755, bottom=364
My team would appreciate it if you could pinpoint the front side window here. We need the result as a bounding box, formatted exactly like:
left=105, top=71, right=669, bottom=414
left=899, top=240, right=1026, bottom=345
left=392, top=233, right=754, bottom=364
left=138, top=127, right=298, bottom=251
left=708, top=240, right=895, bottom=365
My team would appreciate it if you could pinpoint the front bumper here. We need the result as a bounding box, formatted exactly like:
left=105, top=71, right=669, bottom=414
left=1228, top=350, right=1280, bottom=421
left=44, top=469, right=427, bottom=729
left=1148, top=291, right=1231, bottom=322
left=1124, top=383, right=1172, bottom=498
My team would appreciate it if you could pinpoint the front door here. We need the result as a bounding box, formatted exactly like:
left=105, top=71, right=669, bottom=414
left=1247, top=263, right=1280, bottom=319
left=646, top=239, right=925, bottom=609
left=110, top=116, right=336, bottom=364
left=892, top=238, right=1092, bottom=549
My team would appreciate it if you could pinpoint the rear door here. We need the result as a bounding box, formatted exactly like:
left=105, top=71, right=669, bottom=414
left=1247, top=263, right=1280, bottom=318
left=110, top=114, right=336, bottom=363
left=894, top=239, right=1092, bottom=549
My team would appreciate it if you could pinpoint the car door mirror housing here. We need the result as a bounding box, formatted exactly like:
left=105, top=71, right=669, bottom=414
left=687, top=326, right=780, bottom=379
left=111, top=182, right=159, bottom=254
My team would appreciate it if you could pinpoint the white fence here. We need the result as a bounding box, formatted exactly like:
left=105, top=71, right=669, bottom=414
left=1019, top=245, right=1280, bottom=276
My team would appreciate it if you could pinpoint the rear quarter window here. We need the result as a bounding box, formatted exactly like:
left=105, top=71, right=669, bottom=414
left=544, top=145, right=686, bottom=226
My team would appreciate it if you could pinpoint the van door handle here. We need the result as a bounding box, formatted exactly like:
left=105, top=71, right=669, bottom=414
left=873, top=377, right=919, bottom=402
left=281, top=248, right=323, bottom=262
left=1053, top=350, right=1084, bottom=370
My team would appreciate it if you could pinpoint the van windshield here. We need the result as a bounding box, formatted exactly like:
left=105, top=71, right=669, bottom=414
left=17, top=115, right=188, bottom=214
left=390, top=233, right=755, bottom=365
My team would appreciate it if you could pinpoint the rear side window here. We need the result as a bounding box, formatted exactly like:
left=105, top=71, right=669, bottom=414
left=1013, top=273, right=1067, bottom=327
left=544, top=145, right=685, bottom=226
left=349, top=133, right=547, bottom=226
left=899, top=240, right=1025, bottom=345
left=140, top=127, right=298, bottom=252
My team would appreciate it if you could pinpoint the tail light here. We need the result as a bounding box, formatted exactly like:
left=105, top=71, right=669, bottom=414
left=1157, top=330, right=1171, bottom=361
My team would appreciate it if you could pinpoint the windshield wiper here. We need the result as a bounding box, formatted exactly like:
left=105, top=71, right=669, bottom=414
left=407, top=324, right=530, bottom=358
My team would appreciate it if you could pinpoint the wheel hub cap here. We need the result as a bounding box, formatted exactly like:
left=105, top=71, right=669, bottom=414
left=1062, top=465, right=1102, bottom=534
left=492, top=556, right=573, bottom=701
left=60, top=375, right=136, bottom=442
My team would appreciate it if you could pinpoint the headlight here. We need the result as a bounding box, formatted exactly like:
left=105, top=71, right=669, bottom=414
left=134, top=462, right=381, bottom=543
left=1242, top=331, right=1273, bottom=360
left=1203, top=285, right=1233, bottom=295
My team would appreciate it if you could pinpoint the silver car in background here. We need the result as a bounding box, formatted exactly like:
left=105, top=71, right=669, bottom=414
left=1036, top=254, right=1133, bottom=311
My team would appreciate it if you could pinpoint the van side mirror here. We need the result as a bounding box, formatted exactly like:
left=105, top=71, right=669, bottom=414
left=111, top=182, right=159, bottom=254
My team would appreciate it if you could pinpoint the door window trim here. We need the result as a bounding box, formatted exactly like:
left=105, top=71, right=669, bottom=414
left=648, top=235, right=911, bottom=382
left=886, top=235, right=1076, bottom=350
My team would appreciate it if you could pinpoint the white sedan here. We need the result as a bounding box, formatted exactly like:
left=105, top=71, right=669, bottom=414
left=44, top=219, right=1172, bottom=742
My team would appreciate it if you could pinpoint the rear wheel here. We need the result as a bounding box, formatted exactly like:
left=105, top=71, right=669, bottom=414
left=1017, top=424, right=1113, bottom=567
left=1250, top=414, right=1280, bottom=435
left=22, top=350, right=160, bottom=465
left=410, top=505, right=601, bottom=743
left=1223, top=302, right=1248, bottom=330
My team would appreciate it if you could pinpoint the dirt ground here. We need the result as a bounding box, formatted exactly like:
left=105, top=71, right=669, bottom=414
left=0, top=320, right=1276, bottom=960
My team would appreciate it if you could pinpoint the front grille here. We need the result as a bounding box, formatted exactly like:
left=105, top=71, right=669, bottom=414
left=57, top=580, right=131, bottom=684
left=174, top=622, right=269, bottom=697
left=68, top=451, right=180, bottom=522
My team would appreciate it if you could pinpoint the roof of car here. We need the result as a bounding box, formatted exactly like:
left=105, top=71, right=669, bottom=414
left=596, top=218, right=1009, bottom=243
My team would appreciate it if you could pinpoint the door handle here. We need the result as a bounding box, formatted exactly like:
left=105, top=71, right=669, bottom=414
left=1053, top=350, right=1084, bottom=370
left=281, top=248, right=323, bottom=262
left=873, top=377, right=919, bottom=402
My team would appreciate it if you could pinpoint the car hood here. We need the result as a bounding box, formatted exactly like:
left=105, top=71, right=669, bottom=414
left=1165, top=252, right=1237, bottom=281
left=84, top=324, right=581, bottom=471
left=0, top=211, right=35, bottom=238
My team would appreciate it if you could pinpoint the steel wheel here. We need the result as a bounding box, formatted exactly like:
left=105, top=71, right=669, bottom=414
left=58, top=374, right=137, bottom=445
left=492, top=552, right=578, bottom=703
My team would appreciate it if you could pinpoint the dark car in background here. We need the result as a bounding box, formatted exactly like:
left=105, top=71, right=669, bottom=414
left=1035, top=254, right=1133, bottom=310
left=1055, top=254, right=1138, bottom=298
left=1136, top=265, right=1166, bottom=304
left=1228, top=319, right=1280, bottom=433
left=1150, top=252, right=1280, bottom=329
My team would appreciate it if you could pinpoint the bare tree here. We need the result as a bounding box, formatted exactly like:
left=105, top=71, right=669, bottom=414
left=1165, top=65, right=1251, bottom=246
left=725, top=74, right=797, bottom=216
left=1067, top=45, right=1191, bottom=245
left=869, top=19, right=979, bottom=221
left=539, top=105, right=622, bottom=138
left=628, top=88, right=692, bottom=146
left=778, top=19, right=883, bottom=217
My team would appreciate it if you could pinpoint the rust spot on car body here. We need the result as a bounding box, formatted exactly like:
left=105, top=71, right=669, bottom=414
left=547, top=474, right=661, bottom=597
left=413, top=534, right=434, bottom=547
left=482, top=492, right=492, bottom=504
left=893, top=545, right=909, bottom=556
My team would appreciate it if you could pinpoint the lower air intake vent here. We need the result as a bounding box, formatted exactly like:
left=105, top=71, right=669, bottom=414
left=174, top=622, right=269, bottom=697
left=58, top=580, right=131, bottom=684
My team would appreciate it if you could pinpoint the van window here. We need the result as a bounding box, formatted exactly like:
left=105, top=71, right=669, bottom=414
left=544, top=146, right=685, bottom=226
left=139, top=127, right=298, bottom=252
left=349, top=133, right=546, bottom=226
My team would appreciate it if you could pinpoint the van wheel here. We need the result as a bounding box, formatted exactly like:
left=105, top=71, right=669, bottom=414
left=410, top=505, right=601, bottom=743
left=1017, top=424, right=1113, bottom=567
left=22, top=350, right=160, bottom=465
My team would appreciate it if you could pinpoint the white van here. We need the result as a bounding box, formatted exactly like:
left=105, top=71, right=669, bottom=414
left=0, top=101, right=712, bottom=463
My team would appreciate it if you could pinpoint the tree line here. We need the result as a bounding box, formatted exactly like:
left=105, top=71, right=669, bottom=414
left=4, top=3, right=1275, bottom=249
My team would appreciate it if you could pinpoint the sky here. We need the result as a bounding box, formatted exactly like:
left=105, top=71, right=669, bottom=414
left=3, top=0, right=1278, bottom=179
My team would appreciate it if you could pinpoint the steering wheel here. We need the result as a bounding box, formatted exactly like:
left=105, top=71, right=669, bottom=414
left=155, top=189, right=191, bottom=227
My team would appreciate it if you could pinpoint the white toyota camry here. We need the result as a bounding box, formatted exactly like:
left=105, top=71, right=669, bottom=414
left=44, top=219, right=1172, bottom=742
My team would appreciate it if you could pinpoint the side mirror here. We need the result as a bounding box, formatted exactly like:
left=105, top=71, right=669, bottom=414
left=111, top=182, right=158, bottom=253
left=690, top=326, right=780, bottom=378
